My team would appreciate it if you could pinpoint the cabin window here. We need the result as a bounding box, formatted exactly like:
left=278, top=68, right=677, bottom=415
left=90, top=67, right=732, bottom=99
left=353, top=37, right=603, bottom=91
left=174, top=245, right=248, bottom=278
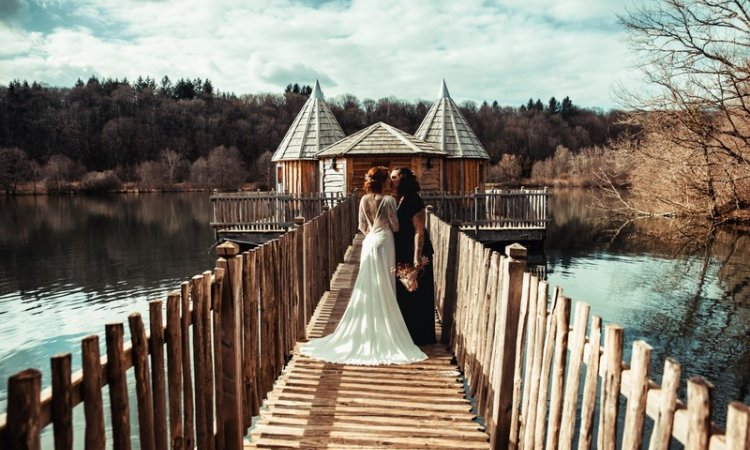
left=276, top=165, right=283, bottom=184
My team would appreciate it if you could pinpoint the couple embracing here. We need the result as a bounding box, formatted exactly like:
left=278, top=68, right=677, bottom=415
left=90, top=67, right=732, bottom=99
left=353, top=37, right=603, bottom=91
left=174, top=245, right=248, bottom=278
left=301, top=166, right=437, bottom=365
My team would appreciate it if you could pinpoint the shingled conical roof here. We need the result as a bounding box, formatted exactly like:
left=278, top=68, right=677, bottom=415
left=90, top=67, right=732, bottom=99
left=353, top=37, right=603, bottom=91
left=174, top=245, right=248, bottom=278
left=272, top=80, right=346, bottom=161
left=415, top=80, right=489, bottom=159
left=317, top=122, right=446, bottom=157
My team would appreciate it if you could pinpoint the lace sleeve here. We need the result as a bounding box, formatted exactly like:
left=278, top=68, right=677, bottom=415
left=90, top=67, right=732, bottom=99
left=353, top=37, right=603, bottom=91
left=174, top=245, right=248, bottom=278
left=386, top=196, right=399, bottom=232
left=358, top=196, right=369, bottom=234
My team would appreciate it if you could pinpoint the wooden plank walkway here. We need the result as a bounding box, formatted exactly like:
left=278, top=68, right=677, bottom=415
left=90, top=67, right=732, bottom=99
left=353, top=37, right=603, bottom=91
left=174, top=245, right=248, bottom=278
left=245, top=235, right=490, bottom=449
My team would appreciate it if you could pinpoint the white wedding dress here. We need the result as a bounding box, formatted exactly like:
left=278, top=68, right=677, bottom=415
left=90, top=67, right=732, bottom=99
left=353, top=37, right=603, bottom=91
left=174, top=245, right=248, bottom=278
left=300, top=194, right=428, bottom=365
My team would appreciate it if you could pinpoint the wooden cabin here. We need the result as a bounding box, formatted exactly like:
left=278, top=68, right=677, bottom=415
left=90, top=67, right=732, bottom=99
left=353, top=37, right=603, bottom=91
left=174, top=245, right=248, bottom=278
left=317, top=122, right=446, bottom=194
left=271, top=80, right=346, bottom=193
left=415, top=80, right=490, bottom=192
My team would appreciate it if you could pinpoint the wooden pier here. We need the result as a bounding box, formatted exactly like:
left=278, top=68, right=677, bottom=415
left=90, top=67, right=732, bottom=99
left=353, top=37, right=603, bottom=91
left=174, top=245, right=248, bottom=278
left=246, top=236, right=489, bottom=449
left=2, top=197, right=749, bottom=450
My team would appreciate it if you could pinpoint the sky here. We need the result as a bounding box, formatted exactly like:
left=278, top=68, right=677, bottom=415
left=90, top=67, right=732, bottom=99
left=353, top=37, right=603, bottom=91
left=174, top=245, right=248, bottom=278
left=0, top=0, right=640, bottom=109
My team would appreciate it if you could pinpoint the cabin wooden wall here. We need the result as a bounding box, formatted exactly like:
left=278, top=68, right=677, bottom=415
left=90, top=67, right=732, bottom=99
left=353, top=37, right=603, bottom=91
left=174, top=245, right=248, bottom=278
left=337, top=156, right=443, bottom=193
left=320, top=157, right=346, bottom=195
left=275, top=160, right=319, bottom=194
left=411, top=157, right=442, bottom=192
left=443, top=159, right=486, bottom=193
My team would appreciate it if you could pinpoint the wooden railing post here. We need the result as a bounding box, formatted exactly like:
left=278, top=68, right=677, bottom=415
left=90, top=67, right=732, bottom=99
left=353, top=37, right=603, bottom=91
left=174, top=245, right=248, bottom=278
left=294, top=217, right=306, bottom=339
left=51, top=353, right=73, bottom=450
left=6, top=369, right=42, bottom=450
left=217, top=241, right=244, bottom=450
left=165, top=292, right=184, bottom=450
left=321, top=205, right=330, bottom=291
left=149, top=300, right=168, bottom=450
left=81, top=334, right=105, bottom=450
left=128, top=312, right=156, bottom=450
left=490, top=243, right=527, bottom=450
left=441, top=219, right=461, bottom=345
left=105, top=322, right=131, bottom=450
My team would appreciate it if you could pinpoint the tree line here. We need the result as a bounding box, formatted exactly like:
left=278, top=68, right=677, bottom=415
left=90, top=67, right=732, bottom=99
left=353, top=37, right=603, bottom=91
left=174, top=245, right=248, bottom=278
left=0, top=75, right=629, bottom=194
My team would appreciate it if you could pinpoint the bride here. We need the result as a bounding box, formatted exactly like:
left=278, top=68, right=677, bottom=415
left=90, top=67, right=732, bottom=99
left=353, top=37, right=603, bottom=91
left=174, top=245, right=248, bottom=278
left=300, top=166, right=428, bottom=365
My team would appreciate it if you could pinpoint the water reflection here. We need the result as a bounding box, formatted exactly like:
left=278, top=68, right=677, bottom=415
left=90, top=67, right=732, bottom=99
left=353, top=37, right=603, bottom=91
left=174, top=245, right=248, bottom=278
left=0, top=193, right=216, bottom=447
left=545, top=188, right=750, bottom=424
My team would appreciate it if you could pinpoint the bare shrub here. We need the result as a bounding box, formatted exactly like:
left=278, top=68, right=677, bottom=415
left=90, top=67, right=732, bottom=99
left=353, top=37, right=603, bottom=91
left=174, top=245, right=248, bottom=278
left=0, top=147, right=32, bottom=195
left=44, top=154, right=82, bottom=192
left=487, top=154, right=523, bottom=186
left=251, top=150, right=273, bottom=189
left=189, top=157, right=210, bottom=188
left=206, top=145, right=245, bottom=190
left=80, top=170, right=123, bottom=193
left=136, top=161, right=164, bottom=190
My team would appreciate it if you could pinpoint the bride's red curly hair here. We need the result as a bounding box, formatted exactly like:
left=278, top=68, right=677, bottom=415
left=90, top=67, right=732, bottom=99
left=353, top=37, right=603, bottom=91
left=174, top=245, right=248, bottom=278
left=363, top=166, right=389, bottom=193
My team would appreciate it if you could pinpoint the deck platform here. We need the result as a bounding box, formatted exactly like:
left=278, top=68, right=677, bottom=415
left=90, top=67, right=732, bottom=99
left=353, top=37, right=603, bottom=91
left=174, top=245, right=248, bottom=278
left=245, top=235, right=489, bottom=449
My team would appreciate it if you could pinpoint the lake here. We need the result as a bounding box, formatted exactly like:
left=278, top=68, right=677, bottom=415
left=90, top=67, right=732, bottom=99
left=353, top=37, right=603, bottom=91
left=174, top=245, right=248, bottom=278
left=0, top=189, right=748, bottom=444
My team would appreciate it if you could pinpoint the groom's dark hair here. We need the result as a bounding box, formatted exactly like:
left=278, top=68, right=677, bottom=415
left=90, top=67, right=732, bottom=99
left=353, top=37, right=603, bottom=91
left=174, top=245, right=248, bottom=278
left=395, top=167, right=420, bottom=196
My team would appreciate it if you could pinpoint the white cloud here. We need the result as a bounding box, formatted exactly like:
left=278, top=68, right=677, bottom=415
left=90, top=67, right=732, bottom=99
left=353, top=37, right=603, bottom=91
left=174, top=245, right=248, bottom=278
left=0, top=0, right=642, bottom=108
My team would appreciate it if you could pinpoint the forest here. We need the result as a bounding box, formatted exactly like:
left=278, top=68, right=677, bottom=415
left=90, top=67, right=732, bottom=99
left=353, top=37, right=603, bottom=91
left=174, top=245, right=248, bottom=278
left=0, top=76, right=629, bottom=194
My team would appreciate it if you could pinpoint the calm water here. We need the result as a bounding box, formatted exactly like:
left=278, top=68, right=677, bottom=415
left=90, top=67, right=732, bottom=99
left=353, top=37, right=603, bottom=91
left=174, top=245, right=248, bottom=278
left=543, top=189, right=750, bottom=424
left=0, top=193, right=215, bottom=447
left=0, top=190, right=748, bottom=442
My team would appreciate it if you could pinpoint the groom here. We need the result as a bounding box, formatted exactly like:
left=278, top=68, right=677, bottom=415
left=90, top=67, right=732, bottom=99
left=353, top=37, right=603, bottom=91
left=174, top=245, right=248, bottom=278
left=390, top=167, right=437, bottom=346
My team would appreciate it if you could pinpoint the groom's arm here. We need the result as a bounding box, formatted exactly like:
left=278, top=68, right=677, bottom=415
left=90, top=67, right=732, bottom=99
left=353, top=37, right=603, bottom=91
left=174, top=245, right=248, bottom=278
left=412, top=209, right=426, bottom=266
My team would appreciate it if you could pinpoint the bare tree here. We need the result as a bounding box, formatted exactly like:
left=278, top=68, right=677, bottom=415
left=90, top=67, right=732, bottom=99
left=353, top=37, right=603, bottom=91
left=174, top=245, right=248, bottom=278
left=251, top=150, right=273, bottom=189
left=618, top=0, right=750, bottom=222
left=136, top=161, right=164, bottom=190
left=159, top=148, right=184, bottom=186
left=189, top=157, right=210, bottom=188
left=487, top=154, right=523, bottom=186
left=43, top=154, right=79, bottom=192
left=0, top=147, right=32, bottom=195
left=206, top=145, right=246, bottom=191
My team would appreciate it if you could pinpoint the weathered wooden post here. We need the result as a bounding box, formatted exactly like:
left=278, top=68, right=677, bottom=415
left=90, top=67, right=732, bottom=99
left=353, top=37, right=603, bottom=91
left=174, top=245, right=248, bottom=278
left=165, top=292, right=184, bottom=450
left=726, top=401, right=749, bottom=450
left=149, top=300, right=168, bottom=450
left=687, top=377, right=713, bottom=450
left=217, top=241, right=244, bottom=450
left=81, top=334, right=106, bottom=450
left=179, top=281, right=195, bottom=450
left=242, top=249, right=260, bottom=420
left=6, top=368, right=42, bottom=450
left=128, top=313, right=156, bottom=450
left=321, top=205, right=330, bottom=291
left=440, top=219, right=461, bottom=345
left=490, top=243, right=527, bottom=450
left=105, top=322, right=131, bottom=450
left=294, top=217, right=306, bottom=339
left=599, top=324, right=624, bottom=450
left=51, top=353, right=73, bottom=450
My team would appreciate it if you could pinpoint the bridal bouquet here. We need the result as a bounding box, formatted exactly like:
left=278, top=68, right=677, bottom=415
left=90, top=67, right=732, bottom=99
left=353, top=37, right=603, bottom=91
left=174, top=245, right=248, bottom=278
left=393, top=256, right=430, bottom=292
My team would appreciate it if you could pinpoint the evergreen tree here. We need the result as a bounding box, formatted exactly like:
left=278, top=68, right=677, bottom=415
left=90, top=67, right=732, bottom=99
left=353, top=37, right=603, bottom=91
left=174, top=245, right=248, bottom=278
left=547, top=96, right=559, bottom=114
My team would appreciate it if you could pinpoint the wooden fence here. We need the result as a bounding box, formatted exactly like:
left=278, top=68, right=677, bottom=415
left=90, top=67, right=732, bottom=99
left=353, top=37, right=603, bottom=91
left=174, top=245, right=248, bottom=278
left=0, top=195, right=358, bottom=450
left=211, top=189, right=549, bottom=236
left=422, top=188, right=550, bottom=230
left=210, top=191, right=344, bottom=233
left=428, top=211, right=750, bottom=450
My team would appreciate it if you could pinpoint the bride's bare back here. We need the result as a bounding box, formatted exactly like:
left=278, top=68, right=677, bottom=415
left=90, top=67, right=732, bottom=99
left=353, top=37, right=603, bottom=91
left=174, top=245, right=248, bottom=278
left=358, top=194, right=399, bottom=234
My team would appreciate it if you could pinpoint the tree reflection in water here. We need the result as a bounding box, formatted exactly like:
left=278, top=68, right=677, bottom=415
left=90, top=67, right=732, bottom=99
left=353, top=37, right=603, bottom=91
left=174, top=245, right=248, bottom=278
left=544, top=188, right=750, bottom=425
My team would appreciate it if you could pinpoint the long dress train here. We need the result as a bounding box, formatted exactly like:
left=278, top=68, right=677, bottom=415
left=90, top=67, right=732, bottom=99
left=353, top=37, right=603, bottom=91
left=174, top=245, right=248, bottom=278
left=300, top=195, right=427, bottom=366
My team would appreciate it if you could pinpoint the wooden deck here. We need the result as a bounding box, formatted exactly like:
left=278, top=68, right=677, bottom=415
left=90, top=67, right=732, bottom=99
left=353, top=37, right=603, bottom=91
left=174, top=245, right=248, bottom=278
left=245, top=235, right=489, bottom=449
